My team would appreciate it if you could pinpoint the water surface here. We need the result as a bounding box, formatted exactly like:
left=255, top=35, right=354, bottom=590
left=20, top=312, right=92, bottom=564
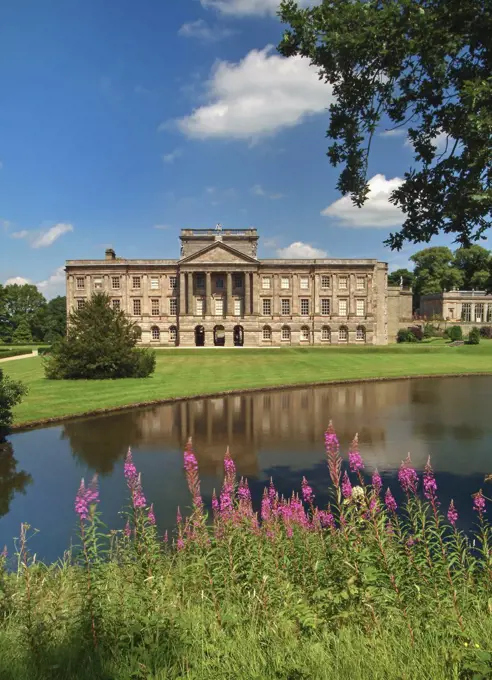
left=1, top=376, right=491, bottom=562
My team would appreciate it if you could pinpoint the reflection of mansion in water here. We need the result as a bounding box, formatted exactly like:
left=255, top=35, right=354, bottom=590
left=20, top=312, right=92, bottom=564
left=66, top=228, right=412, bottom=346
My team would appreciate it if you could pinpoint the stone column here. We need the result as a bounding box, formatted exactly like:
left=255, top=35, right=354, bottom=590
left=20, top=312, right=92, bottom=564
left=244, top=271, right=251, bottom=316
left=179, top=271, right=186, bottom=315
left=273, top=274, right=280, bottom=315
left=471, top=302, right=476, bottom=323
left=314, top=273, right=320, bottom=314
left=251, top=272, right=256, bottom=315
left=226, top=271, right=233, bottom=316
left=206, top=271, right=212, bottom=315
left=187, top=272, right=193, bottom=315
left=349, top=274, right=356, bottom=315
left=292, top=274, right=299, bottom=314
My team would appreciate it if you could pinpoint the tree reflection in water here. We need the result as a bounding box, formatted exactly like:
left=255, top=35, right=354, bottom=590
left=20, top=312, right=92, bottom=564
left=0, top=438, right=32, bottom=518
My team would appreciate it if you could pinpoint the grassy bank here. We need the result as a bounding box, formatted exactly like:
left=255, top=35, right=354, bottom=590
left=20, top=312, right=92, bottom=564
left=4, top=341, right=492, bottom=426
left=1, top=434, right=491, bottom=680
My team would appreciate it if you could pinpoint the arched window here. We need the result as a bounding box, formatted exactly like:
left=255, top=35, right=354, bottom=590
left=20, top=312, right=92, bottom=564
left=169, top=326, right=177, bottom=344
left=262, top=325, right=272, bottom=341
left=356, top=325, right=366, bottom=342
left=339, top=326, right=348, bottom=343
left=281, top=326, right=291, bottom=342
left=133, top=325, right=142, bottom=342
left=321, top=326, right=331, bottom=342
left=300, top=325, right=310, bottom=342
left=151, top=326, right=160, bottom=341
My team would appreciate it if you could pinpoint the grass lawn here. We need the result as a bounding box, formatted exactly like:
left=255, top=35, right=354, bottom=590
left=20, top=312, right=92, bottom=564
left=4, top=341, right=492, bottom=426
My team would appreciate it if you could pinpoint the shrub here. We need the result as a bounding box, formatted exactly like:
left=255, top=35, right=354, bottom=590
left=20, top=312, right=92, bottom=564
left=44, top=293, right=156, bottom=380
left=11, top=319, right=32, bottom=344
left=479, top=326, right=492, bottom=339
left=468, top=327, right=480, bottom=345
left=408, top=325, right=424, bottom=341
left=0, top=349, right=34, bottom=358
left=447, top=325, right=463, bottom=342
left=397, top=328, right=417, bottom=343
left=0, top=368, right=27, bottom=432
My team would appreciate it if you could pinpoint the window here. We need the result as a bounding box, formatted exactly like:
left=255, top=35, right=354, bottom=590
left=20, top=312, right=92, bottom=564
left=133, top=299, right=141, bottom=315
left=356, top=326, right=366, bottom=342
left=356, top=276, right=365, bottom=290
left=93, top=277, right=103, bottom=290
left=475, top=303, right=484, bottom=322
left=169, top=326, right=177, bottom=343
left=112, top=299, right=121, bottom=311
left=169, top=276, right=177, bottom=290
left=196, top=275, right=205, bottom=289
left=262, top=277, right=271, bottom=290
left=151, top=299, right=160, bottom=316
left=77, top=299, right=86, bottom=310
left=169, top=298, right=177, bottom=316
left=461, top=303, right=471, bottom=322
left=262, top=298, right=272, bottom=316
left=134, top=326, right=142, bottom=341
left=321, top=275, right=330, bottom=289
left=281, top=326, right=291, bottom=341
left=132, top=276, right=141, bottom=289
left=196, top=298, right=204, bottom=315
left=76, top=276, right=85, bottom=289
left=216, top=277, right=224, bottom=289
left=215, top=298, right=224, bottom=315
left=300, top=276, right=309, bottom=290
left=338, top=299, right=348, bottom=316
left=262, top=326, right=272, bottom=341
left=339, top=326, right=348, bottom=342
left=234, top=275, right=243, bottom=288
left=150, top=276, right=159, bottom=290
left=281, top=277, right=290, bottom=289
left=281, top=299, right=291, bottom=315
left=339, top=276, right=348, bottom=290
left=300, top=326, right=310, bottom=341
left=488, top=306, right=492, bottom=323
left=356, top=299, right=366, bottom=317
left=321, top=299, right=331, bottom=315
left=111, top=276, right=120, bottom=290
left=321, top=326, right=331, bottom=341
left=300, top=299, right=310, bottom=316
left=151, top=327, right=160, bottom=341
left=234, top=299, right=242, bottom=316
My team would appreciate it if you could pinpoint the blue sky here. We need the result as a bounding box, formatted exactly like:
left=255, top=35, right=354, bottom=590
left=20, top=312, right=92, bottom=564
left=0, top=0, right=463, bottom=298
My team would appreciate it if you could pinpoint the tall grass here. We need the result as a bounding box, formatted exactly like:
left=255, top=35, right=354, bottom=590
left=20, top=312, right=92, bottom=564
left=1, top=424, right=491, bottom=680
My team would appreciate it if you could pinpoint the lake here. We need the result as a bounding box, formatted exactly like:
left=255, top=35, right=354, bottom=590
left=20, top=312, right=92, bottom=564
left=1, top=376, right=491, bottom=562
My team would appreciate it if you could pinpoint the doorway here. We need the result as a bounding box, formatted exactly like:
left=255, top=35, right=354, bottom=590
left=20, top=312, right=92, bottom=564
left=194, top=325, right=205, bottom=347
left=233, top=325, right=244, bottom=347
left=213, top=325, right=225, bottom=347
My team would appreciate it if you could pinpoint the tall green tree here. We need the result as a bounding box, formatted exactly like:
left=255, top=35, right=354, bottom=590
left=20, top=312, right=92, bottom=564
left=2, top=284, right=46, bottom=341
left=410, top=247, right=464, bottom=296
left=39, top=296, right=67, bottom=342
left=45, top=293, right=155, bottom=380
left=278, top=0, right=492, bottom=249
left=11, top=319, right=33, bottom=344
left=453, top=245, right=491, bottom=290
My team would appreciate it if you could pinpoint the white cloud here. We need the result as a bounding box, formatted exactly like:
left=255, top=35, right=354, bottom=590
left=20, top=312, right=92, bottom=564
left=321, top=174, right=404, bottom=228
left=251, top=184, right=284, bottom=199
left=4, top=276, right=31, bottom=286
left=276, top=242, right=328, bottom=258
left=405, top=130, right=452, bottom=152
left=3, top=266, right=65, bottom=299
left=177, top=45, right=332, bottom=140
left=10, top=230, right=30, bottom=239
left=162, top=148, right=183, bottom=163
left=178, top=19, right=236, bottom=41
left=32, top=223, right=73, bottom=248
left=200, top=0, right=316, bottom=16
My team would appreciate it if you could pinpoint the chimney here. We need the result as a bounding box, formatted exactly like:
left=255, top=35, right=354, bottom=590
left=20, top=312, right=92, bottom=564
left=105, top=248, right=116, bottom=260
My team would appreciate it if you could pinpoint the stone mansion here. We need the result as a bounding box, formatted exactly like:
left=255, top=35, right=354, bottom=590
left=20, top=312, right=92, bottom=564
left=65, top=228, right=412, bottom=347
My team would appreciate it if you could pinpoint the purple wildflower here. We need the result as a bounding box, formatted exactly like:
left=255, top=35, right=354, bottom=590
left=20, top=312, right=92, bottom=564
left=183, top=439, right=203, bottom=511
left=385, top=487, right=398, bottom=513
left=124, top=449, right=138, bottom=487
left=318, top=510, right=335, bottom=528
left=423, top=457, right=438, bottom=503
left=74, top=479, right=89, bottom=520
left=261, top=488, right=271, bottom=521
left=238, top=477, right=251, bottom=503
left=148, top=503, right=156, bottom=525
left=372, top=469, right=382, bottom=495
left=348, top=434, right=364, bottom=473
left=132, top=473, right=147, bottom=509
left=473, top=490, right=486, bottom=515
left=211, top=490, right=219, bottom=517
left=1, top=546, right=7, bottom=559
left=325, top=421, right=341, bottom=488
left=177, top=537, right=185, bottom=551
left=447, top=500, right=458, bottom=527
left=398, top=456, right=419, bottom=495
left=124, top=521, right=131, bottom=538
left=176, top=507, right=182, bottom=525
left=85, top=475, right=99, bottom=506
left=301, top=477, right=315, bottom=504
left=341, top=471, right=352, bottom=499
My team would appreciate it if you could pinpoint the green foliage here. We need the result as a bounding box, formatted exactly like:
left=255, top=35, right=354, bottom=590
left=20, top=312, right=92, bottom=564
left=278, top=0, right=491, bottom=250
left=0, top=349, right=35, bottom=359
left=11, top=320, right=32, bottom=345
left=468, top=327, right=481, bottom=345
left=479, top=326, right=492, bottom=339
left=387, top=268, right=415, bottom=288
left=0, top=368, right=27, bottom=433
left=411, top=247, right=464, bottom=296
left=397, top=328, right=417, bottom=343
left=447, top=326, right=463, bottom=342
left=44, top=293, right=156, bottom=380
left=453, top=246, right=492, bottom=290
left=0, top=285, right=66, bottom=343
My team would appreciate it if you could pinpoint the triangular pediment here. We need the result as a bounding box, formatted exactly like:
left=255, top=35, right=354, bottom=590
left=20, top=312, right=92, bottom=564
left=180, top=241, right=258, bottom=265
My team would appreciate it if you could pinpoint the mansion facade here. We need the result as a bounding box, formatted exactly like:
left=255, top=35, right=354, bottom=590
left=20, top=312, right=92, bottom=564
left=65, top=228, right=412, bottom=346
